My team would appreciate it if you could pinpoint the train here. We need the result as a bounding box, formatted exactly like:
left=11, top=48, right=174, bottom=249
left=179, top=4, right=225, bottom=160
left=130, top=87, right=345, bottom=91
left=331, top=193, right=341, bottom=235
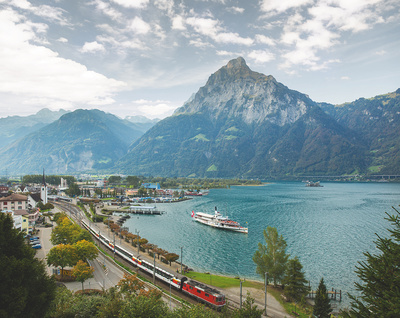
left=81, top=219, right=226, bottom=309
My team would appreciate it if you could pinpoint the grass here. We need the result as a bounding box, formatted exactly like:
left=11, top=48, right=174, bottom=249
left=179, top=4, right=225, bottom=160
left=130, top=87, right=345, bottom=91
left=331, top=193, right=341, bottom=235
left=186, top=272, right=313, bottom=317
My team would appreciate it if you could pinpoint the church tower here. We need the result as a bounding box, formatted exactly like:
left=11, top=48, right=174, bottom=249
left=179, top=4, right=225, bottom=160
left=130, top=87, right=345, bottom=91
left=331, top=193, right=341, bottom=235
left=40, top=169, right=48, bottom=205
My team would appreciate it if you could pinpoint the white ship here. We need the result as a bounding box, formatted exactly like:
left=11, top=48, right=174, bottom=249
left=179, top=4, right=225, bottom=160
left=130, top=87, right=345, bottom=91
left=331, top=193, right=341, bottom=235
left=191, top=207, right=248, bottom=234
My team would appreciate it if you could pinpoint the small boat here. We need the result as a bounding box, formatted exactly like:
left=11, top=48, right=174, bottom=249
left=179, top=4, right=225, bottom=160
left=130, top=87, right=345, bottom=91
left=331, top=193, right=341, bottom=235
left=191, top=207, right=248, bottom=234
left=305, top=181, right=323, bottom=187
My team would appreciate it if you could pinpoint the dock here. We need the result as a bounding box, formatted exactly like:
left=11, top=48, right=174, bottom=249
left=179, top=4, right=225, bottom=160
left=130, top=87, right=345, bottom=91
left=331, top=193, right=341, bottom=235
left=127, top=206, right=163, bottom=215
left=308, top=288, right=342, bottom=302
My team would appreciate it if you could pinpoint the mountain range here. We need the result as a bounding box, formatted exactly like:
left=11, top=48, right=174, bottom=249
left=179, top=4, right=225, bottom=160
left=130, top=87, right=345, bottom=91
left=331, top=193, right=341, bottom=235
left=0, top=57, right=399, bottom=177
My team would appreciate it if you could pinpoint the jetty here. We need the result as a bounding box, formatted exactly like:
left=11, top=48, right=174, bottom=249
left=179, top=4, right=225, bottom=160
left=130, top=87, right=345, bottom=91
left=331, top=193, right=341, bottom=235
left=127, top=205, right=163, bottom=215
left=308, top=288, right=342, bottom=302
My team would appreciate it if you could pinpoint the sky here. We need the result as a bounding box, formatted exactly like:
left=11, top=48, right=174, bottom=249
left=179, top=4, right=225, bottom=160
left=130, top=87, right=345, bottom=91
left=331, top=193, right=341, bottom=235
left=0, top=0, right=399, bottom=120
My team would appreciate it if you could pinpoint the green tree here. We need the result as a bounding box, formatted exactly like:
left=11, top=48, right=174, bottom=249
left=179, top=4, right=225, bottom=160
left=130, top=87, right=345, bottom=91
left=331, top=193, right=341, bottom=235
left=108, top=175, right=122, bottom=184
left=74, top=239, right=98, bottom=262
left=66, top=182, right=81, bottom=197
left=343, top=207, right=400, bottom=317
left=282, top=257, right=309, bottom=302
left=0, top=213, right=56, bottom=317
left=72, top=260, right=94, bottom=291
left=126, top=176, right=141, bottom=188
left=252, top=226, right=289, bottom=286
left=118, top=292, right=169, bottom=318
left=137, top=187, right=147, bottom=197
left=231, top=292, right=264, bottom=318
left=313, top=278, right=332, bottom=318
left=47, top=244, right=77, bottom=278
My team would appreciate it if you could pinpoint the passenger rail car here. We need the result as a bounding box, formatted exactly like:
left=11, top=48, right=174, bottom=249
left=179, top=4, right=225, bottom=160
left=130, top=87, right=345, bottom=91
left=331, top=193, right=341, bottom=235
left=81, top=220, right=226, bottom=309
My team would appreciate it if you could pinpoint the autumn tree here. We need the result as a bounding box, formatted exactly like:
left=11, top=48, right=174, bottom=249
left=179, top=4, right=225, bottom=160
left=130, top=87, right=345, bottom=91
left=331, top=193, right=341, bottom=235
left=74, top=239, right=98, bottom=262
left=313, top=277, right=332, bottom=318
left=117, top=273, right=145, bottom=296
left=282, top=257, right=309, bottom=302
left=164, top=253, right=179, bottom=266
left=0, top=213, right=56, bottom=317
left=72, top=260, right=94, bottom=291
left=253, top=226, right=289, bottom=286
left=343, top=207, right=400, bottom=317
left=47, top=244, right=77, bottom=278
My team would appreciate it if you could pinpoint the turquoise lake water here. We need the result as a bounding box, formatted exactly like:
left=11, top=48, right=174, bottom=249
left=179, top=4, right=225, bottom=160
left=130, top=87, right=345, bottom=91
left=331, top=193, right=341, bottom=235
left=121, top=182, right=400, bottom=305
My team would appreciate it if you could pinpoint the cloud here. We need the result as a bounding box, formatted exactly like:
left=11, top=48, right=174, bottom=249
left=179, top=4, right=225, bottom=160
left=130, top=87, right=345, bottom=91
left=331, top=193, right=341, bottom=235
left=172, top=15, right=186, bottom=30
left=110, top=0, right=149, bottom=9
left=227, top=6, right=244, bottom=14
left=255, top=34, right=275, bottom=46
left=129, top=16, right=151, bottom=34
left=0, top=9, right=126, bottom=107
left=81, top=41, right=105, bottom=53
left=341, top=76, right=350, bottom=80
left=57, top=37, right=68, bottom=43
left=375, top=50, right=386, bottom=56
left=90, top=0, right=123, bottom=21
left=260, top=0, right=313, bottom=13
left=186, top=15, right=253, bottom=46
left=248, top=50, right=275, bottom=63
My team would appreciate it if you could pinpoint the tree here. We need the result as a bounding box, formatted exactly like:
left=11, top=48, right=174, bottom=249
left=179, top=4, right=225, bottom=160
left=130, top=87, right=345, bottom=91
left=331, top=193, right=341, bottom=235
left=313, top=278, right=332, bottom=318
left=343, top=207, right=400, bottom=317
left=282, top=257, right=309, bottom=302
left=72, top=260, right=94, bottom=291
left=252, top=226, right=289, bottom=286
left=231, top=292, right=264, bottom=318
left=117, top=273, right=145, bottom=296
left=108, top=175, right=122, bottom=184
left=0, top=213, right=56, bottom=317
left=74, top=239, right=99, bottom=262
left=137, top=187, right=147, bottom=197
left=126, top=176, right=141, bottom=188
left=47, top=244, right=77, bottom=278
left=66, top=182, right=81, bottom=197
left=164, top=253, right=179, bottom=266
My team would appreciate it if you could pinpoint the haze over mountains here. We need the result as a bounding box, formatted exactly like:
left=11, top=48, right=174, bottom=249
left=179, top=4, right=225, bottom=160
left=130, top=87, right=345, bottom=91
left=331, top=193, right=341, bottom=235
left=1, top=57, right=399, bottom=177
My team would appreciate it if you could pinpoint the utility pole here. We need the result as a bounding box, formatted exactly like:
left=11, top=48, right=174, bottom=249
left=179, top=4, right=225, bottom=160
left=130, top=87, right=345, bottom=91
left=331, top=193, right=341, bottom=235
left=265, top=272, right=268, bottom=316
left=113, top=233, right=115, bottom=260
left=240, top=279, right=243, bottom=309
left=153, top=252, right=156, bottom=284
left=180, top=246, right=183, bottom=274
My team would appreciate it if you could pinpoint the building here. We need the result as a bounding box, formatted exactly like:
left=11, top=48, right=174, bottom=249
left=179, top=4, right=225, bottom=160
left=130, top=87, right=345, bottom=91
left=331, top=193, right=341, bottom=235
left=40, top=169, right=48, bottom=205
left=0, top=193, right=28, bottom=211
left=28, top=193, right=42, bottom=209
left=141, top=183, right=161, bottom=190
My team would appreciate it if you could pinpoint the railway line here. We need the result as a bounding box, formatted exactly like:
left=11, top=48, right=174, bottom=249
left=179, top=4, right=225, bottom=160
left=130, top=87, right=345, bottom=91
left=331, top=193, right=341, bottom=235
left=54, top=201, right=231, bottom=311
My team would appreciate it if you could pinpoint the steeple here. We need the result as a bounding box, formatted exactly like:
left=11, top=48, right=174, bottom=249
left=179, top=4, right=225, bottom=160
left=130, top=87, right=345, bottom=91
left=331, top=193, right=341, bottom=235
left=42, top=168, right=46, bottom=187
left=40, top=168, right=48, bottom=205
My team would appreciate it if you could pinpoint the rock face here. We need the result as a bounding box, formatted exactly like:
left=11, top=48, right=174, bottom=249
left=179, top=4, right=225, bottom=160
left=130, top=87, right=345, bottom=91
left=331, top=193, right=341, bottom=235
left=116, top=57, right=369, bottom=178
left=175, top=56, right=310, bottom=126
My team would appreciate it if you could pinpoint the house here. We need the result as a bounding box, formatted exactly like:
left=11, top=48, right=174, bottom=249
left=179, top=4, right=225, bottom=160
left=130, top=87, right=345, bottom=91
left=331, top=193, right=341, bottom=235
left=28, top=193, right=42, bottom=209
left=1, top=209, right=30, bottom=232
left=0, top=193, right=28, bottom=211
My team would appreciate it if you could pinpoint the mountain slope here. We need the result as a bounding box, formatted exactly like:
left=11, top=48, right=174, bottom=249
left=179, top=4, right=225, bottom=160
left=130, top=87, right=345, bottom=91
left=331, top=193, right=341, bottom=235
left=320, top=89, right=400, bottom=174
left=116, top=57, right=366, bottom=178
left=0, top=109, right=145, bottom=174
left=0, top=108, right=68, bottom=150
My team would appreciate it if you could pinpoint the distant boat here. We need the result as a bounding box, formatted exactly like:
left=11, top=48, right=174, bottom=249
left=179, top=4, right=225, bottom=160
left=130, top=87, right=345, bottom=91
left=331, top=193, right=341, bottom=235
left=191, top=207, right=248, bottom=234
left=305, top=181, right=323, bottom=187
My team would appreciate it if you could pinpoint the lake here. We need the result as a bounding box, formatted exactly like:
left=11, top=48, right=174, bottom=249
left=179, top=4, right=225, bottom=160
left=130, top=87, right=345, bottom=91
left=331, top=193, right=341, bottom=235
left=121, top=182, right=400, bottom=305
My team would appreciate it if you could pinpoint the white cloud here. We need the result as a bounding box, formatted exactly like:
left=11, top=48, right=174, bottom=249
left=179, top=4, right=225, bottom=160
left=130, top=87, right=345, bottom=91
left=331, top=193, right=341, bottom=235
left=186, top=16, right=253, bottom=46
left=227, top=6, right=244, bottom=14
left=81, top=41, right=105, bottom=53
left=57, top=37, right=68, bottom=43
left=172, top=15, right=186, bottom=30
left=248, top=50, right=275, bottom=63
left=129, top=17, right=151, bottom=34
left=111, top=0, right=149, bottom=9
left=375, top=50, right=386, bottom=56
left=260, top=0, right=313, bottom=13
left=90, top=0, right=123, bottom=21
left=0, top=9, right=126, bottom=107
left=255, top=34, right=275, bottom=46
left=341, top=76, right=350, bottom=80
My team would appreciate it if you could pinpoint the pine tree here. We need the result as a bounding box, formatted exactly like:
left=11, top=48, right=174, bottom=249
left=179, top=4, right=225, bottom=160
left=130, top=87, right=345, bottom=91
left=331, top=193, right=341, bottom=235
left=282, top=257, right=309, bottom=302
left=313, top=277, right=332, bottom=318
left=0, top=213, right=56, bottom=317
left=343, top=207, right=400, bottom=317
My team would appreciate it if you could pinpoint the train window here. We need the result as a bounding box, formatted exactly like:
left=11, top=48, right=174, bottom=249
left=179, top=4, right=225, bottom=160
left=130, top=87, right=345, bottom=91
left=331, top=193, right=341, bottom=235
left=205, top=293, right=209, bottom=297
left=197, top=290, right=201, bottom=294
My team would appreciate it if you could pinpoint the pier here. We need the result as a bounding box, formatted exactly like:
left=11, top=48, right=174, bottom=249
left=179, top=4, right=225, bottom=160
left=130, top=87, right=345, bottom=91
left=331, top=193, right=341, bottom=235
left=308, top=288, right=342, bottom=302
left=127, top=206, right=163, bottom=215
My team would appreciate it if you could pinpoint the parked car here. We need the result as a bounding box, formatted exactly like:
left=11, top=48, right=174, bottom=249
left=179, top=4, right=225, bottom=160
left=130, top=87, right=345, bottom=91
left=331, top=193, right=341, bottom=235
left=29, top=236, right=39, bottom=241
left=30, top=240, right=40, bottom=245
left=32, top=244, right=42, bottom=249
